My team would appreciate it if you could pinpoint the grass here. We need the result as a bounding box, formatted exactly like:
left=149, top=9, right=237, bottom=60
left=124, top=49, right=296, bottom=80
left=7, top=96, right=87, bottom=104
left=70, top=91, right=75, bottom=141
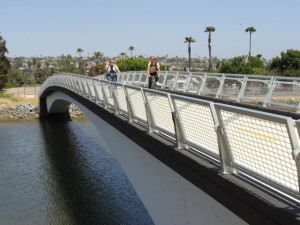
left=0, top=92, right=38, bottom=107
left=0, top=93, right=19, bottom=101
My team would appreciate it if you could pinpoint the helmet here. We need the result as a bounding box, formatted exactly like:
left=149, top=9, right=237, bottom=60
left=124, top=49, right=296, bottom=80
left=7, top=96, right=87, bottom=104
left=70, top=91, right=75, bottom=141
left=151, top=56, right=157, bottom=61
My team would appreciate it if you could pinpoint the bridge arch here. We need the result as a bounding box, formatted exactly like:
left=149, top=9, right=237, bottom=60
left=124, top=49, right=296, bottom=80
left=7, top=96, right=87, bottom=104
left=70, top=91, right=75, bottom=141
left=46, top=92, right=71, bottom=114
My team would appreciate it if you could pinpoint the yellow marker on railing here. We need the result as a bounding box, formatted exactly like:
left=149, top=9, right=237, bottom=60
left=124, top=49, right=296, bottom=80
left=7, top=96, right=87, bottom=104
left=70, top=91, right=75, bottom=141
left=235, top=127, right=279, bottom=142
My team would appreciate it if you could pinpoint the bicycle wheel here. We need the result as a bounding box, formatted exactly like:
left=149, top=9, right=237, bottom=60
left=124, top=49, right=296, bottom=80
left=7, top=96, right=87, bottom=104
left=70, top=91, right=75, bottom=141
left=150, top=76, right=156, bottom=89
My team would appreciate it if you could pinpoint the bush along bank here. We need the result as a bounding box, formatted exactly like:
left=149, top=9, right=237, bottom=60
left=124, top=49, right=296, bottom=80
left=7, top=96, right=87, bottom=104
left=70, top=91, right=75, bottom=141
left=0, top=103, right=86, bottom=122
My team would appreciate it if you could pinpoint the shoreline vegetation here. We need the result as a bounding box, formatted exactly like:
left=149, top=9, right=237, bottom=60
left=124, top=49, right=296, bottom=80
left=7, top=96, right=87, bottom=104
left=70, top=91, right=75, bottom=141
left=0, top=88, right=86, bottom=123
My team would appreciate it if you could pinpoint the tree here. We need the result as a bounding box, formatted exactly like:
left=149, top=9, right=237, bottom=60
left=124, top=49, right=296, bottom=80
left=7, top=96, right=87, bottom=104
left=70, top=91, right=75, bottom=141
left=204, top=26, right=216, bottom=72
left=76, top=48, right=84, bottom=58
left=116, top=57, right=147, bottom=71
left=116, top=57, right=165, bottom=72
left=27, top=57, right=42, bottom=84
left=88, top=63, right=106, bottom=77
left=0, top=34, right=11, bottom=89
left=128, top=46, right=135, bottom=57
left=55, top=54, right=78, bottom=74
left=6, top=68, right=25, bottom=88
left=120, top=52, right=126, bottom=59
left=269, top=49, right=300, bottom=76
left=44, top=61, right=54, bottom=80
left=93, top=51, right=103, bottom=63
left=93, top=51, right=100, bottom=60
left=218, top=55, right=266, bottom=75
left=184, top=36, right=196, bottom=72
left=245, top=26, right=256, bottom=58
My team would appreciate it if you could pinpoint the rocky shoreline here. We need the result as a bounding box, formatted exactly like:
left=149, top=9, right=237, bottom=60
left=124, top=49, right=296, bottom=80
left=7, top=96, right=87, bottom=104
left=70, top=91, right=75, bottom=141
left=0, top=103, right=86, bottom=122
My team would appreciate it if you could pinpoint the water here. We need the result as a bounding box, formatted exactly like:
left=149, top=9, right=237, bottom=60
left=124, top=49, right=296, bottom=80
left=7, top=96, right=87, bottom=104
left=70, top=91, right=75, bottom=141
left=0, top=120, right=154, bottom=225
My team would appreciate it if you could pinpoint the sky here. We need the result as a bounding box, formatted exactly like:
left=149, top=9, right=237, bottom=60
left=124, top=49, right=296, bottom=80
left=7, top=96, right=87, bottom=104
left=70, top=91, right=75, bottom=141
left=0, top=0, right=299, bottom=60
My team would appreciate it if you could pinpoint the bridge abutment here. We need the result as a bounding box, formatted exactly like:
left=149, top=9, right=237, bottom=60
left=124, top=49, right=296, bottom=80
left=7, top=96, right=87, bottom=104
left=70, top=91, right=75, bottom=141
left=39, top=97, right=71, bottom=121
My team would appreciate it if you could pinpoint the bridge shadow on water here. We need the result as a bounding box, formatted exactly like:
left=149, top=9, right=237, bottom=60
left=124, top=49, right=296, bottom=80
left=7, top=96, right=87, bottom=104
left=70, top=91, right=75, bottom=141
left=39, top=120, right=154, bottom=225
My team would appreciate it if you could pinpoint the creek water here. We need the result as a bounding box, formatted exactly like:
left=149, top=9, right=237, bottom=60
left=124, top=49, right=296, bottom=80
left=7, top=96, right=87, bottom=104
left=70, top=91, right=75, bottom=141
left=0, top=120, right=153, bottom=225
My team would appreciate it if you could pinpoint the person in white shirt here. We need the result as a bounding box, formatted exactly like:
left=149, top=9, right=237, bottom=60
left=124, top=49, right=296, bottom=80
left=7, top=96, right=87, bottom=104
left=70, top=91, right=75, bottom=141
left=105, top=59, right=120, bottom=82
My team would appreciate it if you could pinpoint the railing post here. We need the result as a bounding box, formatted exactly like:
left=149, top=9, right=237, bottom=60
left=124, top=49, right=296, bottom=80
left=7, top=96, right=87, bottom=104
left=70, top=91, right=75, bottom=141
left=172, top=71, right=179, bottom=90
left=297, top=102, right=300, bottom=113
left=72, top=75, right=77, bottom=92
left=128, top=71, right=134, bottom=84
left=67, top=76, right=73, bottom=91
left=137, top=71, right=143, bottom=86
left=237, top=75, right=248, bottom=102
left=80, top=76, right=87, bottom=96
left=145, top=73, right=149, bottom=88
left=119, top=72, right=124, bottom=83
left=126, top=72, right=131, bottom=83
left=183, top=72, right=192, bottom=93
left=100, top=81, right=109, bottom=109
left=288, top=120, right=300, bottom=194
left=211, top=103, right=235, bottom=174
left=78, top=76, right=83, bottom=94
left=73, top=77, right=78, bottom=93
left=161, top=71, right=168, bottom=89
left=216, top=74, right=225, bottom=98
left=111, top=83, right=120, bottom=115
left=142, top=89, right=156, bottom=133
left=85, top=77, right=94, bottom=101
left=169, top=94, right=188, bottom=150
left=123, top=85, right=135, bottom=122
left=65, top=76, right=70, bottom=89
left=263, top=76, right=275, bottom=107
left=62, top=76, right=67, bottom=89
left=92, top=79, right=101, bottom=104
left=69, top=76, right=75, bottom=92
left=82, top=77, right=88, bottom=97
left=198, top=73, right=207, bottom=95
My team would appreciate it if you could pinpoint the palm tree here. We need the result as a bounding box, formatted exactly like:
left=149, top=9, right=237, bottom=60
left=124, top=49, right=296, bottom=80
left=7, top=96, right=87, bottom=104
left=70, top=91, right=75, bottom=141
left=76, top=48, right=84, bottom=58
left=245, top=26, right=256, bottom=58
left=93, top=51, right=100, bottom=59
left=93, top=51, right=103, bottom=63
left=120, top=52, right=126, bottom=59
left=128, top=46, right=135, bottom=57
left=204, top=26, right=216, bottom=72
left=184, top=37, right=196, bottom=72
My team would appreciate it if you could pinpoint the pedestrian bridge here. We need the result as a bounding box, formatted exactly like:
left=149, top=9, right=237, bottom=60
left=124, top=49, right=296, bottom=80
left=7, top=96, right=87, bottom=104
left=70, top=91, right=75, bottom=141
left=39, top=73, right=300, bottom=225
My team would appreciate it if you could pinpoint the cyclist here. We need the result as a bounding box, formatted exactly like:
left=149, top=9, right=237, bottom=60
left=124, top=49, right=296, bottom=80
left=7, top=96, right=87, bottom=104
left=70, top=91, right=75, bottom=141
left=105, top=59, right=120, bottom=82
left=147, top=56, right=160, bottom=89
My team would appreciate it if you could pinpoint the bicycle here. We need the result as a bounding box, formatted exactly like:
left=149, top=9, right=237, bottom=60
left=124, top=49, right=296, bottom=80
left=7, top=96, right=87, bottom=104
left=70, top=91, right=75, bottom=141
left=149, top=75, right=158, bottom=89
left=106, top=72, right=119, bottom=96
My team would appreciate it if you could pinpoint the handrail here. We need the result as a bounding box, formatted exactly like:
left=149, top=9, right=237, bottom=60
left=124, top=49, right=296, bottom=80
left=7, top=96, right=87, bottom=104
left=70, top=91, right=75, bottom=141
left=97, top=71, right=300, bottom=113
left=39, top=73, right=300, bottom=201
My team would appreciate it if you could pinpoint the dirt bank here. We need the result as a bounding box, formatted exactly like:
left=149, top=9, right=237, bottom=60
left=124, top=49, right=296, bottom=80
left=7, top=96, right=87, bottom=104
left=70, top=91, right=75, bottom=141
left=0, top=86, right=40, bottom=108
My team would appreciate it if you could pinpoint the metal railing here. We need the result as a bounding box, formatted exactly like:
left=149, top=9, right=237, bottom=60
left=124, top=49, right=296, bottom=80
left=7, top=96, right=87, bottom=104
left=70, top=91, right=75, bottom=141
left=39, top=74, right=300, bottom=201
left=99, top=71, right=300, bottom=112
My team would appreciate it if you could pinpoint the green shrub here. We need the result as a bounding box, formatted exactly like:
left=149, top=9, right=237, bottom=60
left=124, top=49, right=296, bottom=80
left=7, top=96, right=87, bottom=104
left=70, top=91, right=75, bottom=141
left=116, top=58, right=149, bottom=71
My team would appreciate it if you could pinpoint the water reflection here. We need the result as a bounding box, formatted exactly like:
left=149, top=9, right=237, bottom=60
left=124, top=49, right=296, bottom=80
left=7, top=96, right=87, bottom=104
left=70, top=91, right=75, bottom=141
left=40, top=121, right=153, bottom=225
left=0, top=121, right=73, bottom=225
left=0, top=120, right=153, bottom=225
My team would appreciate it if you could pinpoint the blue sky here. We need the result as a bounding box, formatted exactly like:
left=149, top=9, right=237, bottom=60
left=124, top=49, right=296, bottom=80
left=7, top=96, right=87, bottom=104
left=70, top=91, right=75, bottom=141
left=1, top=0, right=299, bottom=60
